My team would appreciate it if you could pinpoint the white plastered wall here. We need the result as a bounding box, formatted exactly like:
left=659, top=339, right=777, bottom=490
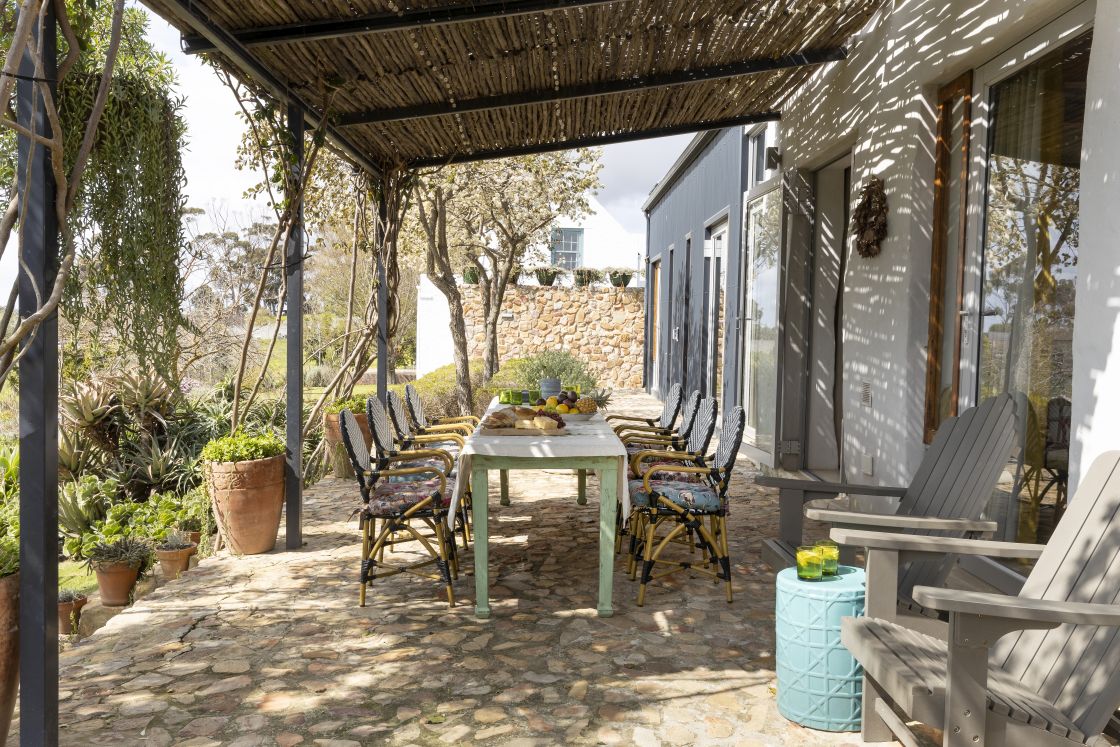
left=778, top=0, right=1085, bottom=487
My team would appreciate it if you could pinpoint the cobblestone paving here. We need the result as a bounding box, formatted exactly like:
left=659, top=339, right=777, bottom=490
left=26, top=393, right=909, bottom=746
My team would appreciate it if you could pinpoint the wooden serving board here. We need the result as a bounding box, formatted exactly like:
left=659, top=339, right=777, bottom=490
left=478, top=427, right=569, bottom=437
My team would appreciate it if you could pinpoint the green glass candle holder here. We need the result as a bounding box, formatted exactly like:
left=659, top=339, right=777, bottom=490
left=796, top=545, right=823, bottom=581
left=815, top=540, right=840, bottom=576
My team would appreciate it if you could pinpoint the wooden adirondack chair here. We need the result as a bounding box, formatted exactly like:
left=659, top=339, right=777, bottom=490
left=834, top=450, right=1120, bottom=747
left=757, top=392, right=1015, bottom=563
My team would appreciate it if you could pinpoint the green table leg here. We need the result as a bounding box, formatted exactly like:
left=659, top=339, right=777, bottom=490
left=597, top=461, right=617, bottom=617
left=472, top=465, right=490, bottom=619
left=577, top=469, right=587, bottom=505
left=499, top=470, right=510, bottom=506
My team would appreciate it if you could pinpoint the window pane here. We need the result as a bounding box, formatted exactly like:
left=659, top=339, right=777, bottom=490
left=743, top=190, right=781, bottom=455
left=550, top=228, right=583, bottom=271
left=978, top=30, right=1089, bottom=544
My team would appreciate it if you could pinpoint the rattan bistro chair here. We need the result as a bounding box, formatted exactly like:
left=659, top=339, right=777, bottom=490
left=606, top=382, right=682, bottom=435
left=628, top=404, right=743, bottom=607
left=388, top=390, right=466, bottom=453
left=340, top=409, right=457, bottom=607
left=405, top=383, right=479, bottom=436
left=620, top=390, right=702, bottom=473
left=369, top=395, right=472, bottom=546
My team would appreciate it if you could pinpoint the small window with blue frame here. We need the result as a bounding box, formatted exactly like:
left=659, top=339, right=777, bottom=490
left=550, top=227, right=583, bottom=271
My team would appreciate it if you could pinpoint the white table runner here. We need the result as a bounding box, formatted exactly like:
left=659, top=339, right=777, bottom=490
left=448, top=400, right=629, bottom=527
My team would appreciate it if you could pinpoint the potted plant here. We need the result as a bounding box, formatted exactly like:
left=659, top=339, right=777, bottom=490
left=521, top=350, right=598, bottom=401
left=605, top=266, right=635, bottom=288
left=155, top=530, right=197, bottom=580
left=201, top=431, right=286, bottom=555
left=573, top=267, right=603, bottom=287
left=533, top=265, right=564, bottom=287
left=57, top=589, right=88, bottom=636
left=85, top=536, right=154, bottom=607
left=322, top=396, right=372, bottom=478
left=176, top=486, right=209, bottom=548
left=461, top=265, right=481, bottom=284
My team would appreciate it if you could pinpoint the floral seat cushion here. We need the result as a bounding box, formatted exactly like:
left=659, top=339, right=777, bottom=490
left=385, top=456, right=455, bottom=483
left=629, top=462, right=708, bottom=483
left=366, top=478, right=444, bottom=515
left=628, top=478, right=723, bottom=513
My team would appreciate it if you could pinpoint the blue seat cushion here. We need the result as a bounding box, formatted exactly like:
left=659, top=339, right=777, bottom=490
left=628, top=478, right=723, bottom=513
left=367, top=478, right=444, bottom=515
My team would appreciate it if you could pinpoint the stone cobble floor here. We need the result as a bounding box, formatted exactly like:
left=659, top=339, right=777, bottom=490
left=24, top=393, right=911, bottom=747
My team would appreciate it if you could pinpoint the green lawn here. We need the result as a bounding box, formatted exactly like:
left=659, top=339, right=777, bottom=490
left=60, top=560, right=98, bottom=596
left=305, top=383, right=377, bottom=398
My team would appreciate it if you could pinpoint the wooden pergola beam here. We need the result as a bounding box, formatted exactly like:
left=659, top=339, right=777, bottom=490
left=406, top=110, right=780, bottom=168
left=182, top=0, right=619, bottom=54
left=340, top=48, right=845, bottom=127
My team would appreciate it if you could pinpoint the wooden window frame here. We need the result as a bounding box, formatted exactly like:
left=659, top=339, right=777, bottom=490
left=923, top=71, right=972, bottom=443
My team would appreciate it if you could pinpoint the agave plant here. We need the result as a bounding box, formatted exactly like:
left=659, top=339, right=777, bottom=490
left=58, top=430, right=106, bottom=482
left=119, top=435, right=197, bottom=500
left=58, top=475, right=117, bottom=548
left=61, top=379, right=122, bottom=453
left=118, top=371, right=180, bottom=438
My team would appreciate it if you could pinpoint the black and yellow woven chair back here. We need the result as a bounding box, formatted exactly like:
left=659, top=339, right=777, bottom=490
left=388, top=390, right=466, bottom=452
left=340, top=408, right=457, bottom=608
left=405, top=383, right=479, bottom=435
left=628, top=404, right=745, bottom=607
left=622, top=390, right=706, bottom=476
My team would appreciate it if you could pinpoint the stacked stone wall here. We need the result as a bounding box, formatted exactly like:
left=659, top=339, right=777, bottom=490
left=460, top=286, right=645, bottom=389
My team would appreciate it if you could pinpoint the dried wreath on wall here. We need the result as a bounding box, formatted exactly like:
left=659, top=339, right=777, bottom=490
left=850, top=176, right=888, bottom=258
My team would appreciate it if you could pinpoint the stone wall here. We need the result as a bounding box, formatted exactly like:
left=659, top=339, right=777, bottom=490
left=460, top=286, right=645, bottom=389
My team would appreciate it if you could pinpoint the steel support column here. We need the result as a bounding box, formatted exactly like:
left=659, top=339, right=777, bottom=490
left=375, top=191, right=388, bottom=403
left=17, top=5, right=59, bottom=745
left=284, top=103, right=304, bottom=549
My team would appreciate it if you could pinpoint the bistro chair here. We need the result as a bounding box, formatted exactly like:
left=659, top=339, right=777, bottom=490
left=628, top=404, right=743, bottom=607
left=619, top=389, right=702, bottom=471
left=606, top=382, right=682, bottom=435
left=388, top=390, right=465, bottom=453
left=369, top=395, right=472, bottom=547
left=405, top=382, right=479, bottom=436
left=340, top=409, right=456, bottom=607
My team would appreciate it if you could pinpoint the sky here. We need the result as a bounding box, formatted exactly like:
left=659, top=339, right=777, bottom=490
left=138, top=7, right=693, bottom=238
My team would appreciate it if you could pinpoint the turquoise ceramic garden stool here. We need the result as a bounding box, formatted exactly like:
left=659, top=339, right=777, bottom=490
left=775, top=565, right=865, bottom=731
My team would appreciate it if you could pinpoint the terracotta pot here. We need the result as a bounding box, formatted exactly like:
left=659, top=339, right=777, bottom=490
left=206, top=454, right=285, bottom=555
left=0, top=574, right=17, bottom=744
left=95, top=562, right=141, bottom=607
left=57, top=596, right=87, bottom=635
left=188, top=530, right=202, bottom=547
left=323, top=411, right=372, bottom=478
left=156, top=544, right=197, bottom=580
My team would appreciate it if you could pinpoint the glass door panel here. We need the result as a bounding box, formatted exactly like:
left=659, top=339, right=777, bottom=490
left=741, top=190, right=781, bottom=454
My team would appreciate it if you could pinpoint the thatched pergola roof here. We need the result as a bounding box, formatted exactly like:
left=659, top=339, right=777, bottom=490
left=145, top=0, right=883, bottom=172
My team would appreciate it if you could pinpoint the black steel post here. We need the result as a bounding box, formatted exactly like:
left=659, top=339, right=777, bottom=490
left=16, top=4, right=59, bottom=745
left=375, top=190, right=388, bottom=404
left=284, top=103, right=304, bottom=549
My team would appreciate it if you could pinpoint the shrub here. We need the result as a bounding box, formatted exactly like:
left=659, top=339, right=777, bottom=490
left=200, top=431, right=285, bottom=464
left=573, top=267, right=604, bottom=286
left=399, top=360, right=488, bottom=419
left=515, top=351, right=597, bottom=391
left=325, top=395, right=368, bottom=415
left=306, top=364, right=337, bottom=388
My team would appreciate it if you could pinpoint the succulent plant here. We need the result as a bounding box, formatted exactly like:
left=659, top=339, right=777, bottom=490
left=157, top=529, right=193, bottom=551
left=61, top=379, right=122, bottom=453
left=58, top=589, right=87, bottom=604
left=83, top=536, right=154, bottom=576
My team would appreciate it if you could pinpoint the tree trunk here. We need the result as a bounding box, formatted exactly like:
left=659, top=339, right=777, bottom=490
left=446, top=293, right=474, bottom=415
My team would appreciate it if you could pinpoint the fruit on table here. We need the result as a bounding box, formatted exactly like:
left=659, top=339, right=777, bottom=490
left=535, top=397, right=547, bottom=406
left=575, top=397, right=597, bottom=414
left=556, top=404, right=571, bottom=414
left=546, top=396, right=559, bottom=407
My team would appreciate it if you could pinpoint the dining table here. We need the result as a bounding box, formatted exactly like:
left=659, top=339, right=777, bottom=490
left=448, top=400, right=630, bottom=619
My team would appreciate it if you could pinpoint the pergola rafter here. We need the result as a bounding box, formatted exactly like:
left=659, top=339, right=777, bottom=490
left=182, top=0, right=620, bottom=53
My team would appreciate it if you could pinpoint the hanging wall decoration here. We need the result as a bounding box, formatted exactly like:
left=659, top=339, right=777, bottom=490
left=850, top=175, right=888, bottom=258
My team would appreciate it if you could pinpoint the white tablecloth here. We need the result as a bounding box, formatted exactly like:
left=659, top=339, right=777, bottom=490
left=447, top=400, right=629, bottom=527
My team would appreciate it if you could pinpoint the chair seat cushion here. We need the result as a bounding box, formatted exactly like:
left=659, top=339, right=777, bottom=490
left=841, top=616, right=1086, bottom=743
left=631, top=463, right=707, bottom=483
left=367, top=478, right=444, bottom=515
left=387, top=457, right=455, bottom=483
left=628, top=479, right=722, bottom=513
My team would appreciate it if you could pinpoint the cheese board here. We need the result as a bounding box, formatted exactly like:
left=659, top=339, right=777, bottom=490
left=478, top=427, right=569, bottom=437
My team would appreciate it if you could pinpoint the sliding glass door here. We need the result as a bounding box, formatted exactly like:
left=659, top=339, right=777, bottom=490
left=741, top=189, right=781, bottom=455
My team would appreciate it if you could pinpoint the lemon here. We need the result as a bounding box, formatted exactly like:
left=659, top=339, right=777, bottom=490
left=546, top=396, right=559, bottom=407
left=556, top=404, right=570, bottom=414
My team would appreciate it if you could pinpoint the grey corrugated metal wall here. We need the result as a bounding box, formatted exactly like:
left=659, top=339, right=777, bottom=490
left=645, top=128, right=746, bottom=416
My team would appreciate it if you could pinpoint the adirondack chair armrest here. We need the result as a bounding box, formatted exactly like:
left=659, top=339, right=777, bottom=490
left=830, top=528, right=1045, bottom=559
left=806, top=508, right=997, bottom=533
left=912, top=587, right=1120, bottom=628
left=755, top=476, right=908, bottom=498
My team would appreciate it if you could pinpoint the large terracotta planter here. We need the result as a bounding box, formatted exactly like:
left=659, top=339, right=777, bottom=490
left=58, top=596, right=87, bottom=635
left=156, top=544, right=197, bottom=580
left=323, top=412, right=372, bottom=478
left=206, top=454, right=285, bottom=555
left=0, top=574, right=17, bottom=745
left=95, top=561, right=140, bottom=607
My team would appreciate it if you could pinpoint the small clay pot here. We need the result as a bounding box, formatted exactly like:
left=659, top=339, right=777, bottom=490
left=94, top=562, right=140, bottom=607
left=57, top=596, right=88, bottom=635
left=156, top=544, right=197, bottom=580
left=0, top=574, right=18, bottom=741
left=188, top=530, right=202, bottom=547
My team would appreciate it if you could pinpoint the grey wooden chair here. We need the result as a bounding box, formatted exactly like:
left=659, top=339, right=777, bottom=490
left=757, top=394, right=1016, bottom=622
left=833, top=450, right=1120, bottom=747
